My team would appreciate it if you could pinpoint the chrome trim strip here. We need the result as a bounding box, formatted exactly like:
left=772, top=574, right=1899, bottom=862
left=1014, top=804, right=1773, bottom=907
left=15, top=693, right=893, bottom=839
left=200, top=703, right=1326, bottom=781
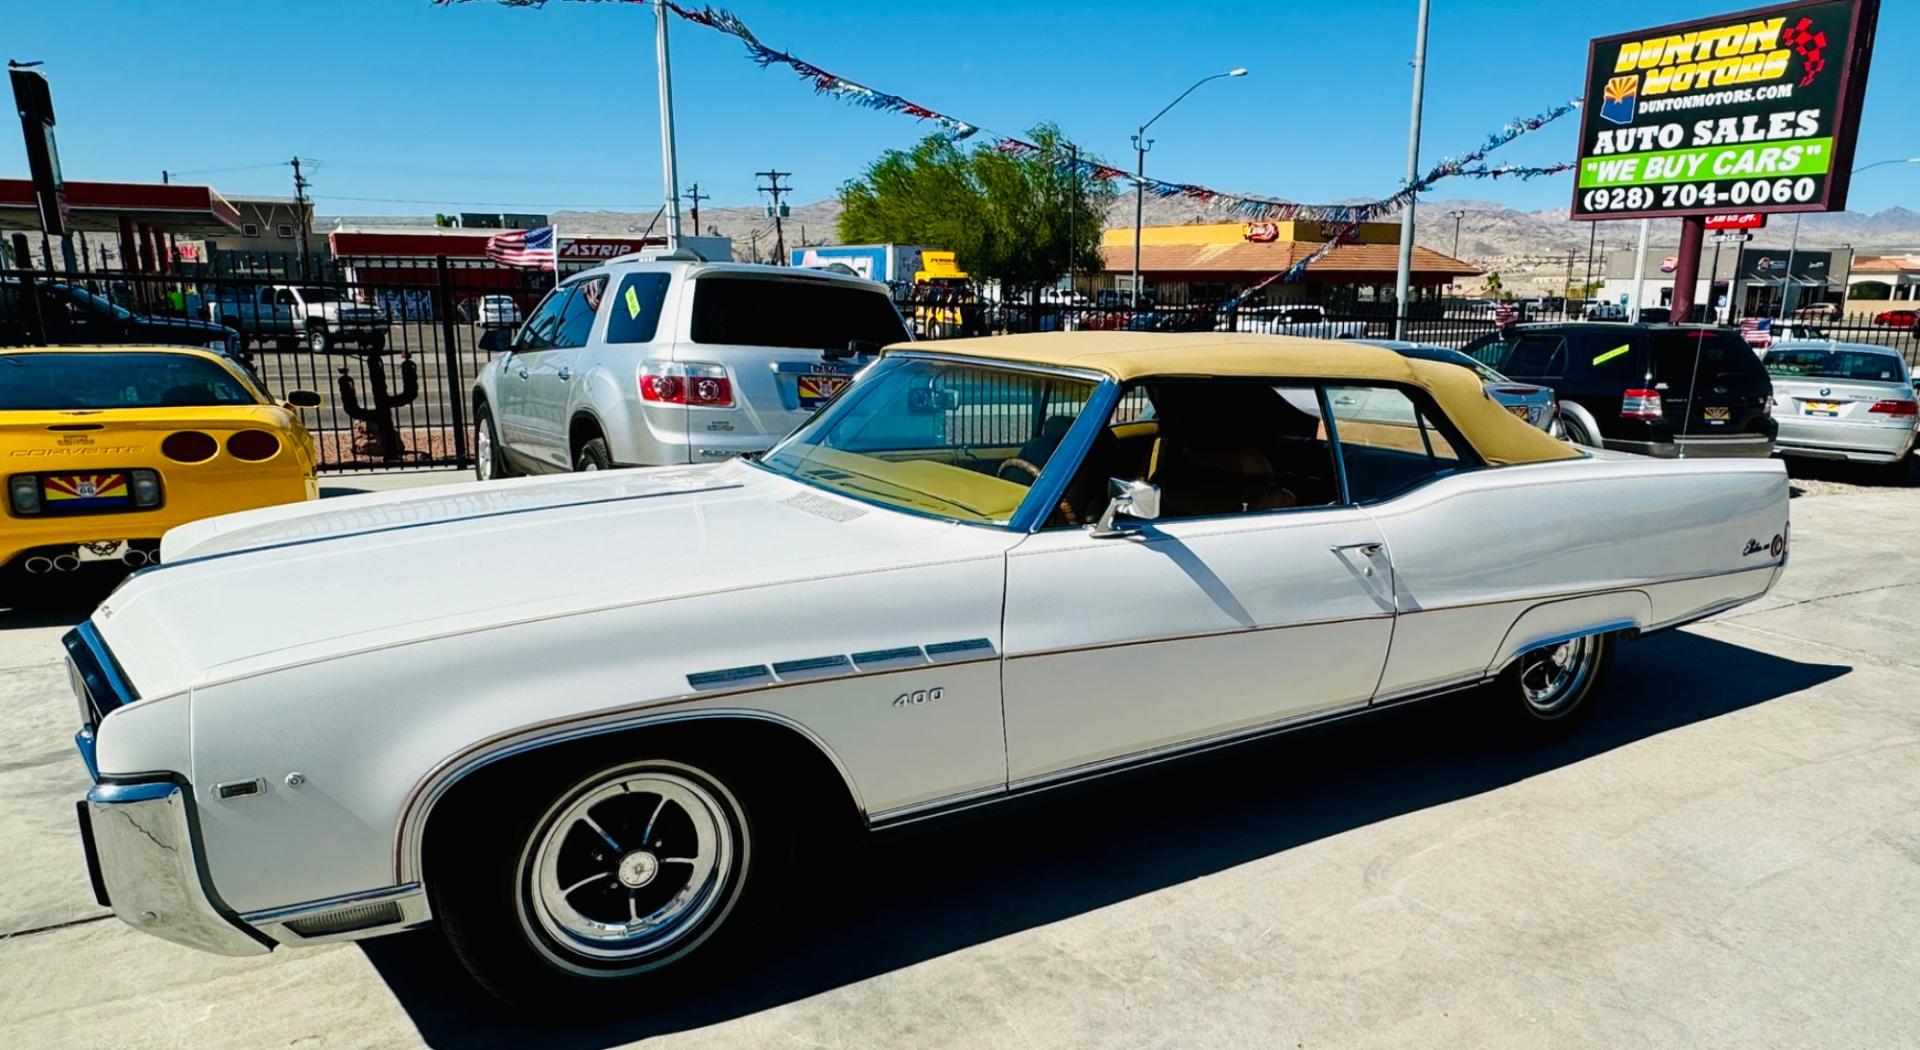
left=884, top=350, right=1110, bottom=384
left=1005, top=611, right=1394, bottom=662
left=687, top=665, right=773, bottom=691
left=850, top=646, right=927, bottom=670
left=771, top=654, right=854, bottom=680
left=244, top=883, right=432, bottom=947
left=1491, top=620, right=1639, bottom=673
left=925, top=637, right=998, bottom=661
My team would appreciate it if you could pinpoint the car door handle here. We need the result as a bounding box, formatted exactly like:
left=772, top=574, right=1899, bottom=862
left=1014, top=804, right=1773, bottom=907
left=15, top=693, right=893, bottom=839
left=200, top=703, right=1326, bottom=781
left=556, top=367, right=572, bottom=381
left=1331, top=542, right=1383, bottom=577
left=516, top=367, right=529, bottom=380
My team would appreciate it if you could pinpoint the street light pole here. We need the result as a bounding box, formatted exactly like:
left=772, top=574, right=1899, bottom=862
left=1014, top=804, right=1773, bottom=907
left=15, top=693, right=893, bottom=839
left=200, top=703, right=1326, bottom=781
left=655, top=0, right=683, bottom=248
left=1851, top=157, right=1920, bottom=175
left=1130, top=68, right=1247, bottom=308
left=1448, top=209, right=1465, bottom=258
left=1392, top=0, right=1433, bottom=340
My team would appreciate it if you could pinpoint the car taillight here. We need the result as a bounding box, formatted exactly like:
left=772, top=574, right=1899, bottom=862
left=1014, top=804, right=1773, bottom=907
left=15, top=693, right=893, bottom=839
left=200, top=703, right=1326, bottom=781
left=161, top=431, right=219, bottom=462
left=638, top=362, right=733, bottom=407
left=1869, top=399, right=1918, bottom=417
left=226, top=429, right=282, bottom=461
left=1621, top=388, right=1664, bottom=420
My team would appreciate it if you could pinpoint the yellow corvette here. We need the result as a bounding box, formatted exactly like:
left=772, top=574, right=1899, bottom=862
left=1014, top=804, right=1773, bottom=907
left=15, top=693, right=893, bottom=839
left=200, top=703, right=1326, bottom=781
left=2, top=345, right=320, bottom=578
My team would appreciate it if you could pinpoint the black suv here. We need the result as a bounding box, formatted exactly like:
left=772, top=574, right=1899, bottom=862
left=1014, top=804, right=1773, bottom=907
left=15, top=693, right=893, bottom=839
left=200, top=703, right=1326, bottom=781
left=1462, top=323, right=1776, bottom=458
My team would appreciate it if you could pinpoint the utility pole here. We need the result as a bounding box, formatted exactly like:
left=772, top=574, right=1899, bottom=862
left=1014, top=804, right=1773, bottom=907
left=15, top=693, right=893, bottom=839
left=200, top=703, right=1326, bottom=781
left=682, top=182, right=709, bottom=240
left=1392, top=0, right=1433, bottom=339
left=290, top=156, right=312, bottom=278
left=656, top=0, right=683, bottom=247
left=161, top=169, right=169, bottom=184
left=1628, top=218, right=1650, bottom=323
left=1583, top=222, right=1598, bottom=301
left=756, top=169, right=791, bottom=265
left=1563, top=250, right=1575, bottom=313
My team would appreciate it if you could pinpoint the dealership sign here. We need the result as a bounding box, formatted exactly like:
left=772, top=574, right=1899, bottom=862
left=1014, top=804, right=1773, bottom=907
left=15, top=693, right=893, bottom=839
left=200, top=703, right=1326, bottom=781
left=1572, top=0, right=1879, bottom=221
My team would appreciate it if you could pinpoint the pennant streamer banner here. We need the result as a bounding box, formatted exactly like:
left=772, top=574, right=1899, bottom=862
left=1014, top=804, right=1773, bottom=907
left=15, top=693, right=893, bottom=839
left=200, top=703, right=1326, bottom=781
left=437, top=0, right=1575, bottom=281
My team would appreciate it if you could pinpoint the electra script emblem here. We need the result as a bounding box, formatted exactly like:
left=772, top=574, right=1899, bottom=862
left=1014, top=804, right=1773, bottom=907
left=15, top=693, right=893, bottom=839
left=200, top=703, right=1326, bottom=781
left=1743, top=533, right=1786, bottom=557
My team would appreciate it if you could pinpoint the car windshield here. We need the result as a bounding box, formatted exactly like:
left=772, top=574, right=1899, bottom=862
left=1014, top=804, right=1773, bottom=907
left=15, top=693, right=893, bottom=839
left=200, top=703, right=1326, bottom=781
left=757, top=356, right=1098, bottom=526
left=1765, top=347, right=1906, bottom=382
left=0, top=351, right=258, bottom=410
left=63, top=286, right=133, bottom=320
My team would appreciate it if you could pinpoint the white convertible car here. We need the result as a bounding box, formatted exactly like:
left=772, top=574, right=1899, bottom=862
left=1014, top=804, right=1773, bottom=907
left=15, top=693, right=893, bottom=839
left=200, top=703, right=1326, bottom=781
left=67, top=333, right=1790, bottom=1006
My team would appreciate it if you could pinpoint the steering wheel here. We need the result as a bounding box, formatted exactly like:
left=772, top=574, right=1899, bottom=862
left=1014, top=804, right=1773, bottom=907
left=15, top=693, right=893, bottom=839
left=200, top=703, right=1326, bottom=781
left=995, top=457, right=1045, bottom=485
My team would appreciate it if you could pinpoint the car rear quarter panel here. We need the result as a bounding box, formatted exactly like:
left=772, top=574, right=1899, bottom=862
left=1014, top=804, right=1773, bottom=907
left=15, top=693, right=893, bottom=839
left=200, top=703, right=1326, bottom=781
left=1365, top=455, right=1788, bottom=698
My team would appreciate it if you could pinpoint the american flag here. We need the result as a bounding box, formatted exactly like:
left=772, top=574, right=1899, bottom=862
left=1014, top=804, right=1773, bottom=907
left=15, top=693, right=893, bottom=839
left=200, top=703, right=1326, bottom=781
left=486, top=225, right=556, bottom=269
left=1739, top=316, right=1773, bottom=349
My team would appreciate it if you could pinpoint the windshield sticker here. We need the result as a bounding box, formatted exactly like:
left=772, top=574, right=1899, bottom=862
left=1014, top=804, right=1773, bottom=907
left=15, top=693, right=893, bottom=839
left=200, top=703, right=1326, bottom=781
left=1593, top=344, right=1630, bottom=366
left=624, top=285, right=643, bottom=320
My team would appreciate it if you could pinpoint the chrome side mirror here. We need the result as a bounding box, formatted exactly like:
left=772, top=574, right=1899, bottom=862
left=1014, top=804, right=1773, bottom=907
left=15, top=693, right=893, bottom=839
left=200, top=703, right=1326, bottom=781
left=1091, top=478, right=1161, bottom=538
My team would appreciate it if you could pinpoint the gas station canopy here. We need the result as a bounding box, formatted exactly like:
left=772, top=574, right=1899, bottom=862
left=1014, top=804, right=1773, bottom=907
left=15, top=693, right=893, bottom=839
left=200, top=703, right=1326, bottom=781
left=0, top=178, right=242, bottom=237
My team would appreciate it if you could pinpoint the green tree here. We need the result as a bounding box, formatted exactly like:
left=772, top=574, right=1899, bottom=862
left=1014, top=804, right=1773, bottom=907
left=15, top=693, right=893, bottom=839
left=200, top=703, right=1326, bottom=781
left=838, top=123, right=1114, bottom=295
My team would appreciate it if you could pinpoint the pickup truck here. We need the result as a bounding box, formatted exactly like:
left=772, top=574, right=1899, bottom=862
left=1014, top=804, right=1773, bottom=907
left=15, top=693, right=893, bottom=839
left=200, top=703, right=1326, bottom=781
left=1217, top=304, right=1368, bottom=339
left=206, top=284, right=389, bottom=352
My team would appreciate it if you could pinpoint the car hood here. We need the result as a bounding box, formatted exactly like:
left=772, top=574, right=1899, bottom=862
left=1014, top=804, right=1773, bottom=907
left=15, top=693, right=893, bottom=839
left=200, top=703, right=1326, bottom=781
left=97, top=460, right=1018, bottom=696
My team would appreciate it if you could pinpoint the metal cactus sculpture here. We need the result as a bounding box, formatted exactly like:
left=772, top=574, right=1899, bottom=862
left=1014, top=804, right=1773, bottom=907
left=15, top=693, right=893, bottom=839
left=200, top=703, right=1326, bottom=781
left=337, top=349, right=420, bottom=462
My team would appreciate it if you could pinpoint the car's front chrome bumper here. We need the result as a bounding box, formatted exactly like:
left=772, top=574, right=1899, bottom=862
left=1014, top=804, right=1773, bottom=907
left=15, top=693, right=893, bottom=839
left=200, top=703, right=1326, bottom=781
left=78, top=777, right=271, bottom=957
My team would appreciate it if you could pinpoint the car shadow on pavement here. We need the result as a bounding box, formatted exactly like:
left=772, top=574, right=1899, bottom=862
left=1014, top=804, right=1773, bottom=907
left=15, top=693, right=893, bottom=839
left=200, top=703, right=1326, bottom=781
left=360, top=629, right=1846, bottom=1047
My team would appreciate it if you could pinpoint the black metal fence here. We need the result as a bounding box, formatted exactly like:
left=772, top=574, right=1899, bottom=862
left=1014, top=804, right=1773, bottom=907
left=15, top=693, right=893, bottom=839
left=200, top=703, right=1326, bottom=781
left=2, top=251, right=557, bottom=472
left=894, top=290, right=1920, bottom=368
left=6, top=247, right=1916, bottom=475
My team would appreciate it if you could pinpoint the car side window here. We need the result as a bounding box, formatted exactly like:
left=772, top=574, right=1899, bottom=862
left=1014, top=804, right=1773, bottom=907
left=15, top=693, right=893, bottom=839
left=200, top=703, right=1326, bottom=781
left=515, top=287, right=573, bottom=352
left=554, top=276, right=607, bottom=349
left=1325, top=384, right=1478, bottom=503
left=274, top=289, right=298, bottom=307
left=1049, top=379, right=1341, bottom=527
left=1465, top=333, right=1520, bottom=372
left=1502, top=335, right=1567, bottom=378
left=605, top=273, right=672, bottom=344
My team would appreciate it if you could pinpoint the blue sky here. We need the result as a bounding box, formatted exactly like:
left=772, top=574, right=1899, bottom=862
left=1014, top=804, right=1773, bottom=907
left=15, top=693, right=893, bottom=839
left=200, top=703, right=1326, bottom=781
left=4, top=0, right=1916, bottom=217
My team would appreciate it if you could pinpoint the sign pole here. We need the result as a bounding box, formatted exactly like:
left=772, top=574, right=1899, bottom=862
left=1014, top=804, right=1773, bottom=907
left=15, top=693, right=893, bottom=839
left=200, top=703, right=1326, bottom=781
left=1670, top=217, right=1706, bottom=322
left=1628, top=219, right=1649, bottom=324
left=1707, top=239, right=1724, bottom=323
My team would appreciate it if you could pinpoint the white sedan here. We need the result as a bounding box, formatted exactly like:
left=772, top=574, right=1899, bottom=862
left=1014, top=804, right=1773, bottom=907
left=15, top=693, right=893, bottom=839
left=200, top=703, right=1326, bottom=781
left=66, top=333, right=1789, bottom=1008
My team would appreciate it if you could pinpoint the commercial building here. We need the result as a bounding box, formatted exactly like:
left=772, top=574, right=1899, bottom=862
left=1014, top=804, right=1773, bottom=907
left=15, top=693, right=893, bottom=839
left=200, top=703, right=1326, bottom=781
left=1096, top=220, right=1479, bottom=305
left=1848, top=254, right=1920, bottom=303
left=1595, top=243, right=1854, bottom=320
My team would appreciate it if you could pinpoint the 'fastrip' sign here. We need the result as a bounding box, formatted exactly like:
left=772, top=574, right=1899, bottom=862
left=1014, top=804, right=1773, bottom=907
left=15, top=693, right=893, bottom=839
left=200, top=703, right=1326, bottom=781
left=1571, top=0, right=1878, bottom=222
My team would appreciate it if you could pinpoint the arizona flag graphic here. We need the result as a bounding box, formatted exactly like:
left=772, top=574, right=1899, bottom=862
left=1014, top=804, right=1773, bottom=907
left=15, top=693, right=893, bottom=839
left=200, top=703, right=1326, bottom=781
left=1600, top=75, right=1638, bottom=126
left=42, top=473, right=129, bottom=510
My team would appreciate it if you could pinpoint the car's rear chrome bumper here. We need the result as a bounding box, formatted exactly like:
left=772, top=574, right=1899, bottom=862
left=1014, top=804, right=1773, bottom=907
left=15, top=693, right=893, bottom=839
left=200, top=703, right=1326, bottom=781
left=1607, top=434, right=1776, bottom=459
left=1773, top=419, right=1917, bottom=463
left=79, top=778, right=272, bottom=957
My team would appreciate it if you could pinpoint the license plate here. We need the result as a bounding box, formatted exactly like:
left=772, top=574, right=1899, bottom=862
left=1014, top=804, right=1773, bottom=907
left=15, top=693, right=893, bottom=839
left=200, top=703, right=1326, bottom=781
left=796, top=373, right=849, bottom=409
left=1802, top=400, right=1841, bottom=416
left=1702, top=406, right=1731, bottom=424
left=42, top=473, right=131, bottom=513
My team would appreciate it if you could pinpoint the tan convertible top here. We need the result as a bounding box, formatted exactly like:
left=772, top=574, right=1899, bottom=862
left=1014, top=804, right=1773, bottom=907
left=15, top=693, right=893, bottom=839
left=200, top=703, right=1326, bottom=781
left=889, top=331, right=1581, bottom=466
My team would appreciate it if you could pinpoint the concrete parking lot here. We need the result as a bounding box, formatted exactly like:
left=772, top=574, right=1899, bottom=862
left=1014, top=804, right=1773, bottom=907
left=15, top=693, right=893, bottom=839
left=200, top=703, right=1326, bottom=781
left=3, top=470, right=1918, bottom=1048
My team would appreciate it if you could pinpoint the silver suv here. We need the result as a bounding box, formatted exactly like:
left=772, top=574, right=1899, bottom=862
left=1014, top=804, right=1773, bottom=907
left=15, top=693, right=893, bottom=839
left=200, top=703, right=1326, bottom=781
left=471, top=258, right=910, bottom=476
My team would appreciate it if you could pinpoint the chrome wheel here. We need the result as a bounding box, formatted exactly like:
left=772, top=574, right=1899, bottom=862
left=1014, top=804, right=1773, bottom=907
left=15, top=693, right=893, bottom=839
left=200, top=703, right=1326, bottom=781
left=1518, top=636, right=1599, bottom=716
left=475, top=418, right=496, bottom=481
left=520, top=767, right=740, bottom=972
